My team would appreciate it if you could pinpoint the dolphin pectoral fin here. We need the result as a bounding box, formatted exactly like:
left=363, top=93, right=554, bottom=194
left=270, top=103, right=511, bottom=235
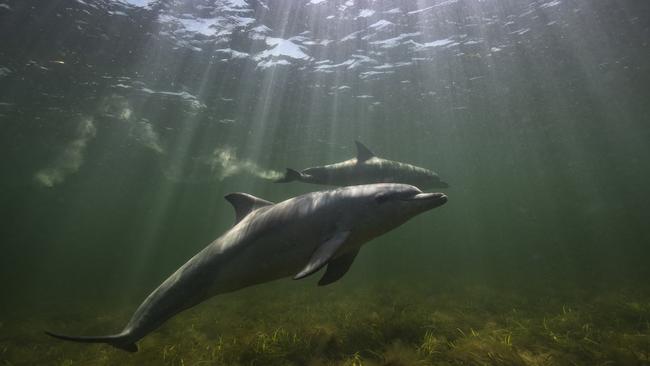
left=224, top=193, right=274, bottom=224
left=318, top=248, right=359, bottom=286
left=44, top=330, right=138, bottom=352
left=294, top=230, right=350, bottom=280
left=354, top=141, right=376, bottom=162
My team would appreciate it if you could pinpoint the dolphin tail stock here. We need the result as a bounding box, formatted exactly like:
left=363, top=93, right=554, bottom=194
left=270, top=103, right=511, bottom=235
left=44, top=330, right=138, bottom=352
left=274, top=168, right=304, bottom=183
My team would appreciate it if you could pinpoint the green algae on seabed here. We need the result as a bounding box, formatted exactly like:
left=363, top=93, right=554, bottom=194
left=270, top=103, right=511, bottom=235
left=1, top=283, right=649, bottom=366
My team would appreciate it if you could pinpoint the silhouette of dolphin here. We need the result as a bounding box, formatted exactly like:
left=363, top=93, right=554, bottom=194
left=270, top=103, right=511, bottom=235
left=276, top=141, right=448, bottom=189
left=46, top=184, right=447, bottom=352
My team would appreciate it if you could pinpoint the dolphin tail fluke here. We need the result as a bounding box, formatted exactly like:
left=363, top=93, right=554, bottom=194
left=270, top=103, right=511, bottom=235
left=274, top=168, right=303, bottom=183
left=44, top=330, right=138, bottom=352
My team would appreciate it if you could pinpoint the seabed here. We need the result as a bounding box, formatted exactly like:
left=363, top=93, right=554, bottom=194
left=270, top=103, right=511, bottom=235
left=2, top=281, right=649, bottom=366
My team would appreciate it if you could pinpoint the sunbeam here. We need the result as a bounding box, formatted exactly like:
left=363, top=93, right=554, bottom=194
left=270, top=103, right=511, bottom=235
left=1, top=0, right=649, bottom=364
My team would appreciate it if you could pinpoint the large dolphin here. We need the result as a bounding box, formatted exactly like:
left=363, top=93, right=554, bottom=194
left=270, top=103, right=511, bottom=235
left=45, top=184, right=447, bottom=352
left=276, top=141, right=449, bottom=189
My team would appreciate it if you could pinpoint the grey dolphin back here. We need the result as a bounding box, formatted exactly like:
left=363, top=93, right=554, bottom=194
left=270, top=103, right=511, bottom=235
left=224, top=193, right=274, bottom=224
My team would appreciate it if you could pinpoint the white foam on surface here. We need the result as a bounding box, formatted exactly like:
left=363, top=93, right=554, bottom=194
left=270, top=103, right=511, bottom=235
left=368, top=20, right=394, bottom=31
left=255, top=37, right=312, bottom=66
left=358, top=9, right=375, bottom=18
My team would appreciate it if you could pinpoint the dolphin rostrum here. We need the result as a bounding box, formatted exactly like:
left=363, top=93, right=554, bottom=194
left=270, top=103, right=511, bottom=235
left=45, top=184, right=447, bottom=352
left=276, top=141, right=449, bottom=189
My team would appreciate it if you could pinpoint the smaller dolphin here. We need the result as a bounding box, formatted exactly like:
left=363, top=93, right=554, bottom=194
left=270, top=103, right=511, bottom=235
left=276, top=141, right=449, bottom=189
left=45, top=184, right=447, bottom=352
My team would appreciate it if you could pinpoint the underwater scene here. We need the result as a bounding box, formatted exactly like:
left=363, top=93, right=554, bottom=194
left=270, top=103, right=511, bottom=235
left=1, top=0, right=650, bottom=365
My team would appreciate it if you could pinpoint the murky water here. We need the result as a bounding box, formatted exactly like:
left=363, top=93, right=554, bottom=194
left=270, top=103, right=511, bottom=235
left=1, top=0, right=649, bottom=365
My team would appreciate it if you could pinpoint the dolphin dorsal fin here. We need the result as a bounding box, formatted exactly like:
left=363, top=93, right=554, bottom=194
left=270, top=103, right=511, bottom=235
left=355, top=141, right=375, bottom=162
left=224, top=193, right=274, bottom=225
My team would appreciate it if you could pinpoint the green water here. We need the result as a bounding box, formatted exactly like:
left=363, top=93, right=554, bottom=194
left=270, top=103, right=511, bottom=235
left=1, top=0, right=649, bottom=365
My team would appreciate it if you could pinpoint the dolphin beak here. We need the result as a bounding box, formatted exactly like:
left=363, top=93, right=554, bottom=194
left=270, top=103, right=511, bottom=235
left=403, top=192, right=448, bottom=208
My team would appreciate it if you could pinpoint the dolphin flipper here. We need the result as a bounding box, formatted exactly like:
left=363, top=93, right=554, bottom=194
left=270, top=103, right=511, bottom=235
left=318, top=249, right=359, bottom=286
left=44, top=330, right=138, bottom=352
left=294, top=230, right=350, bottom=280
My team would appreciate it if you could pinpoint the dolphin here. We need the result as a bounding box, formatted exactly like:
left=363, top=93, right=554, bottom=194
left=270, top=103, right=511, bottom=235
left=45, top=184, right=447, bottom=352
left=275, top=141, right=449, bottom=189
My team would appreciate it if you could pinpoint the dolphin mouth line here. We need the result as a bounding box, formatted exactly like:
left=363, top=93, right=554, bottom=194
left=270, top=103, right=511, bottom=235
left=401, top=192, right=448, bottom=205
